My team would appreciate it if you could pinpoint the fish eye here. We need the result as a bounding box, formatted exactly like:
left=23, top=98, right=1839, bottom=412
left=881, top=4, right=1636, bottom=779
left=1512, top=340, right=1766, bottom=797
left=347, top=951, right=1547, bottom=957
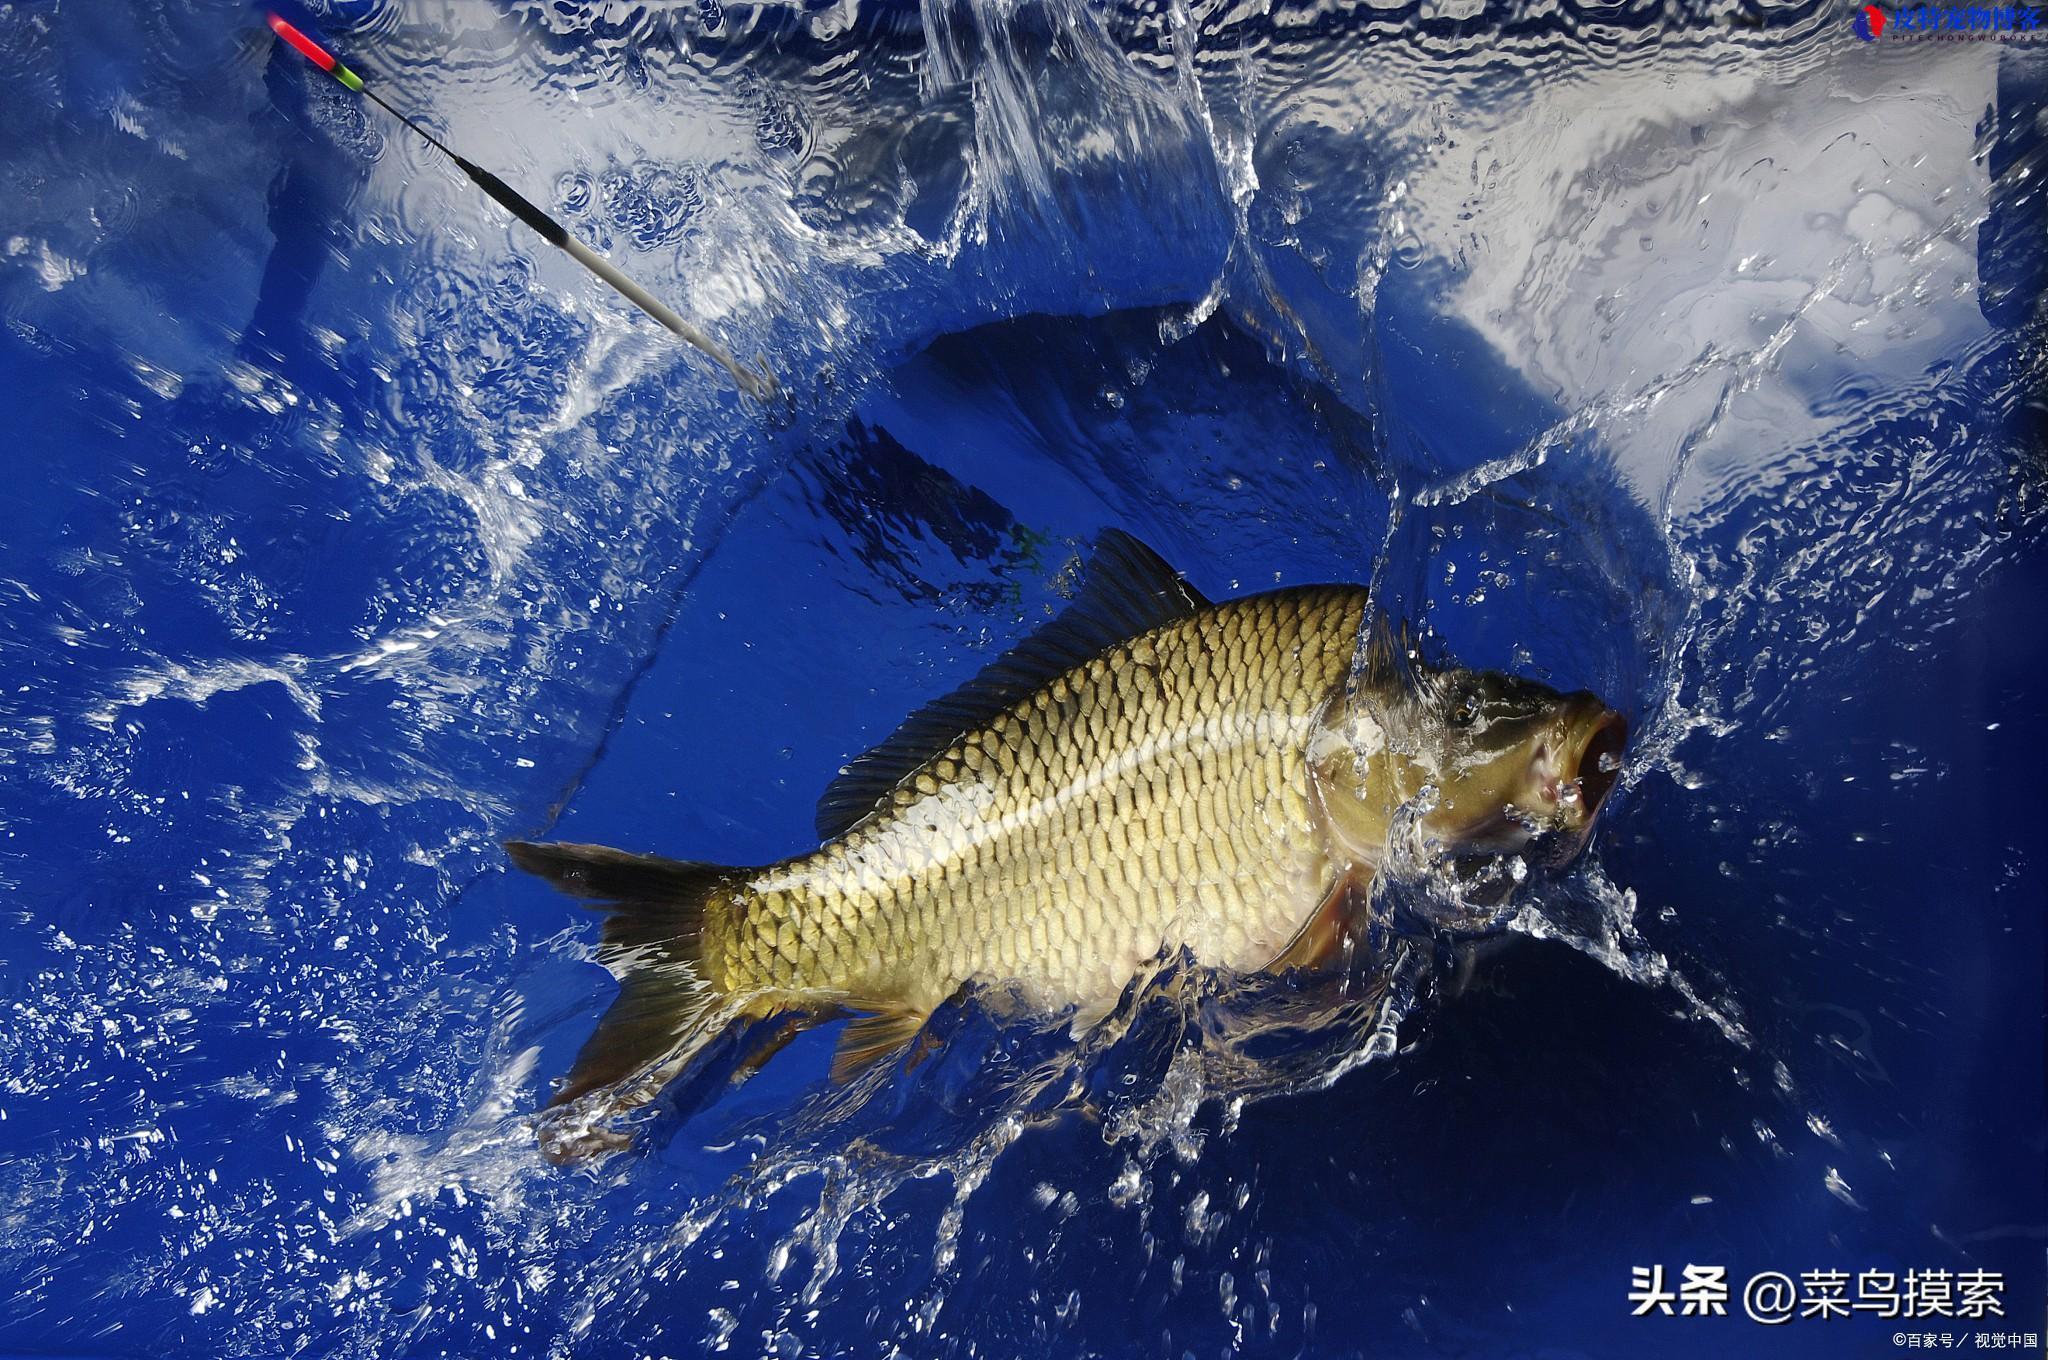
left=1446, top=683, right=1481, bottom=728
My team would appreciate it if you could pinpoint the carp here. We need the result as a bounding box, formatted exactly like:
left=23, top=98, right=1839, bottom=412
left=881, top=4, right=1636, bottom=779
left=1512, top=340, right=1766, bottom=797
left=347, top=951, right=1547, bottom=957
left=509, top=531, right=1625, bottom=1156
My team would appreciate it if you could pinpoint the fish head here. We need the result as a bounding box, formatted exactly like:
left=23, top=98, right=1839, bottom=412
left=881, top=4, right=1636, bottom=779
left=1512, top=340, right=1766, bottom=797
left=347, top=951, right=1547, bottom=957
left=1411, top=666, right=1628, bottom=866
left=1312, top=662, right=1627, bottom=871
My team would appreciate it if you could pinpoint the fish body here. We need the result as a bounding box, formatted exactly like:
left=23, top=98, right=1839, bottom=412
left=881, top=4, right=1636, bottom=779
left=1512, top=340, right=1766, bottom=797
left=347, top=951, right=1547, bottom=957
left=509, top=532, right=1625, bottom=1155
left=725, top=584, right=1363, bottom=1016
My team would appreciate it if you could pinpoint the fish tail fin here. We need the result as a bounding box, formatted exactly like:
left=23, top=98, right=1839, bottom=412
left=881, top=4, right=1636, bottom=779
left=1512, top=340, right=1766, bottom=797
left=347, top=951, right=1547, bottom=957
left=505, top=839, right=748, bottom=1157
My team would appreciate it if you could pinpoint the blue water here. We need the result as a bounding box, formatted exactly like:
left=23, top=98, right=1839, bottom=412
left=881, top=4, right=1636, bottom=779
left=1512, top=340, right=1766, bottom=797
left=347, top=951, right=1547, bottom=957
left=3, top=1, right=2044, bottom=1356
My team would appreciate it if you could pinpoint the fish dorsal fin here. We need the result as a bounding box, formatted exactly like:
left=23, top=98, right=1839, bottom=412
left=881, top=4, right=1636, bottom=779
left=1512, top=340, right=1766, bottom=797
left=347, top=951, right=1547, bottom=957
left=814, top=529, right=1211, bottom=842
left=1356, top=612, right=1421, bottom=690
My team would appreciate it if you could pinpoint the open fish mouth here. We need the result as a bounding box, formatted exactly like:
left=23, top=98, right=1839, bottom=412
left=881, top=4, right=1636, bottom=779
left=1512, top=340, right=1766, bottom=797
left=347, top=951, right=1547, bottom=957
left=1532, top=708, right=1629, bottom=868
left=1569, top=709, right=1629, bottom=817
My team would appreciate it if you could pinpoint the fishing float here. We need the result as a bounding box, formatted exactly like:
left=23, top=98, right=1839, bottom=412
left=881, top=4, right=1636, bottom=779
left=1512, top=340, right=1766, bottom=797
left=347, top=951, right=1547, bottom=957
left=264, top=10, right=780, bottom=403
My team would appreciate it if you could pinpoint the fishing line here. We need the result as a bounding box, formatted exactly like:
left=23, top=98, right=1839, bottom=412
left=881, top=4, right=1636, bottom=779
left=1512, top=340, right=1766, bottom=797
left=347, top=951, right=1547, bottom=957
left=264, top=11, right=781, bottom=404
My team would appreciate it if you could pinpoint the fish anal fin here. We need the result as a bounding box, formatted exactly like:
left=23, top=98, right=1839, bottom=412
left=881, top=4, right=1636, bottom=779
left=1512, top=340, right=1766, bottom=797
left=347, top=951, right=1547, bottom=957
left=828, top=1006, right=929, bottom=1083
left=1265, top=869, right=1369, bottom=974
left=537, top=1119, right=635, bottom=1166
left=815, top=528, right=1211, bottom=841
left=731, top=1005, right=841, bottom=1083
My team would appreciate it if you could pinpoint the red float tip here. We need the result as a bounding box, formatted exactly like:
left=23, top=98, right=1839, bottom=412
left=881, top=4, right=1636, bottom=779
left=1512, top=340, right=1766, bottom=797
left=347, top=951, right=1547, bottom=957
left=267, top=12, right=338, bottom=71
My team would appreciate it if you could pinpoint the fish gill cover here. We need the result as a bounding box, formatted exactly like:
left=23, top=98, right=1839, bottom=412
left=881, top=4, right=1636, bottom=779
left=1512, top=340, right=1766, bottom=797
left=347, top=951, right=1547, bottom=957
left=0, top=0, right=2042, bottom=1357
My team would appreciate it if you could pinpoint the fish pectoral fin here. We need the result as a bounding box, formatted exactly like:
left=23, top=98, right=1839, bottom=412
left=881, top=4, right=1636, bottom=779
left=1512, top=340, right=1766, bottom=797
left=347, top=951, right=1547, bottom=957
left=1264, top=868, right=1370, bottom=974
left=828, top=1006, right=929, bottom=1083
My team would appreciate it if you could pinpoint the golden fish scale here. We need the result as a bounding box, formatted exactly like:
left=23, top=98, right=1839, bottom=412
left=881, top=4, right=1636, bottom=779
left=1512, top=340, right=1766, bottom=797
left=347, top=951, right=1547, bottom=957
left=718, top=586, right=1370, bottom=1013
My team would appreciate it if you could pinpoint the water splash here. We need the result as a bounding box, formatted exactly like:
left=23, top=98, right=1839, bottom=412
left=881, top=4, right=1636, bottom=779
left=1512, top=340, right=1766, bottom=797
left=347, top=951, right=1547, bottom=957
left=1, top=0, right=2042, bottom=1354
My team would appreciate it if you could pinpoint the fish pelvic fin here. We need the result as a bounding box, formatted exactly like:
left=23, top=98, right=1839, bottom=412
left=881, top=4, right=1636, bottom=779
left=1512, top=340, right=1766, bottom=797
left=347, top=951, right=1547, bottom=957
left=828, top=1005, right=930, bottom=1084
left=505, top=840, right=748, bottom=1154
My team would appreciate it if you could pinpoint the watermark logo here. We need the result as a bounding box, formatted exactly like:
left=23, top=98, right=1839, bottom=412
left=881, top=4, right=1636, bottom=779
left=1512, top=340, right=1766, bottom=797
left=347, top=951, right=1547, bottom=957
left=1629, top=1265, right=2017, bottom=1332
left=1852, top=4, right=2044, bottom=37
